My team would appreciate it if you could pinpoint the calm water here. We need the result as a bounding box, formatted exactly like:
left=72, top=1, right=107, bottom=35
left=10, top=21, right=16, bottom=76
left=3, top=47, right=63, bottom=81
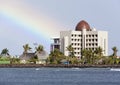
left=0, top=68, right=120, bottom=85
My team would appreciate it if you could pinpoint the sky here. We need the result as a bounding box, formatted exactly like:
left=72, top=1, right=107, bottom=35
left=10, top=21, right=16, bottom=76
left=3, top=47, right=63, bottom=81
left=0, top=0, right=120, bottom=56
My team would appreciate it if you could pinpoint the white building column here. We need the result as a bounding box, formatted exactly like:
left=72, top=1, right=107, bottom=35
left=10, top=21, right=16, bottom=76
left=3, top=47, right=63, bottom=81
left=64, top=36, right=69, bottom=56
left=82, top=28, right=86, bottom=49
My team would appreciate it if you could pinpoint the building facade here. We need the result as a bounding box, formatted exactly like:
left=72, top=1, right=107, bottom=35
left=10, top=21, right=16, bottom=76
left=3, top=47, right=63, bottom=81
left=51, top=20, right=108, bottom=57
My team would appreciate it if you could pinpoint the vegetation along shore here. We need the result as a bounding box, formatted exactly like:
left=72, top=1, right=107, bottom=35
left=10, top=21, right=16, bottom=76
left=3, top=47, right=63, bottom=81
left=0, top=43, right=120, bottom=68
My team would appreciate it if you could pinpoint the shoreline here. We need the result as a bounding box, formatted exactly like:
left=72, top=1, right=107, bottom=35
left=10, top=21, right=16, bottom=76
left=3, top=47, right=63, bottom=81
left=0, top=64, right=120, bottom=68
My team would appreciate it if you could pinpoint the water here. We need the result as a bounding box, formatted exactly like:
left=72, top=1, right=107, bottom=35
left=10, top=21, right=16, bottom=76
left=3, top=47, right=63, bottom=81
left=0, top=68, right=120, bottom=85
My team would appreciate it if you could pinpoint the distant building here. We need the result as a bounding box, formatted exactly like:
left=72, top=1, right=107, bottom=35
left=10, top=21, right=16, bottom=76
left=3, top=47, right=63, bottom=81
left=19, top=51, right=48, bottom=64
left=51, top=38, right=60, bottom=51
left=51, top=20, right=108, bottom=58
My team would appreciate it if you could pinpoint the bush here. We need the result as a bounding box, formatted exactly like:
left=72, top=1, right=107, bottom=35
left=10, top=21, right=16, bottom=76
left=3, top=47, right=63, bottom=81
left=0, top=61, right=10, bottom=64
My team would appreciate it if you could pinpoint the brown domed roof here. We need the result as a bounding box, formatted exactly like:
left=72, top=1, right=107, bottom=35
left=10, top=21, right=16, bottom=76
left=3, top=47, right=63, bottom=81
left=75, top=20, right=91, bottom=31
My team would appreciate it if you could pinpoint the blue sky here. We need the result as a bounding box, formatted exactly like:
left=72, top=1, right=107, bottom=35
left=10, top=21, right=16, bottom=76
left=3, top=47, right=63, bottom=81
left=0, top=0, right=120, bottom=56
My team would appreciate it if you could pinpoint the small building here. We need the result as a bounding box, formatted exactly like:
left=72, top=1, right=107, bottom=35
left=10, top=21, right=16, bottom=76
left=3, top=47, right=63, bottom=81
left=35, top=51, right=48, bottom=64
left=19, top=51, right=48, bottom=64
left=19, top=53, right=35, bottom=64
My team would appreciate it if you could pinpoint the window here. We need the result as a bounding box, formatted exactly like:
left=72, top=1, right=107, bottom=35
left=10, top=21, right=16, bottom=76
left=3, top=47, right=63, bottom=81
left=89, top=39, right=91, bottom=42
left=86, top=44, right=88, bottom=46
left=79, top=35, right=82, bottom=37
left=81, top=44, right=82, bottom=46
left=95, top=34, right=98, bottom=37
left=89, top=43, right=91, bottom=46
left=96, top=39, right=98, bottom=42
left=96, top=43, right=98, bottom=46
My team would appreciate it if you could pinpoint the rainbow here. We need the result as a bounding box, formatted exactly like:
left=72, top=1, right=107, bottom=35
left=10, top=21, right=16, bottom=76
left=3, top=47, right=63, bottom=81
left=0, top=1, right=66, bottom=51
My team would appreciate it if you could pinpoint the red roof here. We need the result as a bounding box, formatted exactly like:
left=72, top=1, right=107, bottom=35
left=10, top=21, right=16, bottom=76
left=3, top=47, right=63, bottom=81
left=75, top=20, right=91, bottom=31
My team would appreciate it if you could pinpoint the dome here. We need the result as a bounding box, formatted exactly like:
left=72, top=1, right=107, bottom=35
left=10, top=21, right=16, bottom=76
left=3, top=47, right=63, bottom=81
left=75, top=20, right=91, bottom=31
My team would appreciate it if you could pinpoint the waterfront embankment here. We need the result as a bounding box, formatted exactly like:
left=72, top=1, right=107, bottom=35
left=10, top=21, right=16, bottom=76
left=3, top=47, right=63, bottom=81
left=0, top=64, right=120, bottom=68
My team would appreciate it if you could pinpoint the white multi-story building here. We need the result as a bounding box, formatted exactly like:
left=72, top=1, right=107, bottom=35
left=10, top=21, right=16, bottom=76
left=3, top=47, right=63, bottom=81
left=51, top=20, right=108, bottom=57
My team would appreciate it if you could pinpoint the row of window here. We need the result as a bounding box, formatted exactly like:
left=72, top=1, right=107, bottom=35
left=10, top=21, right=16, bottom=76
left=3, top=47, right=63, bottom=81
left=71, top=43, right=82, bottom=46
left=73, top=47, right=100, bottom=55
left=85, top=48, right=97, bottom=51
left=74, top=52, right=81, bottom=55
left=71, top=39, right=98, bottom=42
left=86, top=39, right=98, bottom=42
left=71, top=39, right=82, bottom=42
left=71, top=43, right=98, bottom=46
left=71, top=34, right=98, bottom=37
left=71, top=43, right=98, bottom=47
left=71, top=34, right=82, bottom=37
left=73, top=48, right=98, bottom=54
left=86, top=34, right=98, bottom=37
left=73, top=48, right=82, bottom=50
left=86, top=43, right=98, bottom=46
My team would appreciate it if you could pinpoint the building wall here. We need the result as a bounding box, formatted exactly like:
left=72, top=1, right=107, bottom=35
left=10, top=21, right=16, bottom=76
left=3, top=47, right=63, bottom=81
left=60, top=29, right=108, bottom=57
left=98, top=31, right=108, bottom=56
left=60, top=31, right=71, bottom=56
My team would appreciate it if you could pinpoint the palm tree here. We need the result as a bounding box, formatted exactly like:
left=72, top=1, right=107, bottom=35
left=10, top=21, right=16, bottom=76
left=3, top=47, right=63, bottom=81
left=49, top=49, right=64, bottom=64
left=23, top=44, right=32, bottom=59
left=94, top=47, right=103, bottom=64
left=66, top=44, right=75, bottom=57
left=112, top=46, right=118, bottom=57
left=23, top=44, right=32, bottom=54
left=35, top=45, right=44, bottom=53
left=34, top=45, right=44, bottom=61
left=1, top=48, right=10, bottom=56
left=94, top=46, right=103, bottom=57
left=81, top=49, right=93, bottom=64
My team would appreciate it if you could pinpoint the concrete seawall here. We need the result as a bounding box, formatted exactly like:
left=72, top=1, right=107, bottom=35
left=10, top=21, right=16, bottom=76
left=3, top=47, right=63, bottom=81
left=0, top=64, right=120, bottom=68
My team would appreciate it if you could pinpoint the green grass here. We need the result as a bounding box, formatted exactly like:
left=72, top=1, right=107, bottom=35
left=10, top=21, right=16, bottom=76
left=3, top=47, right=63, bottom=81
left=0, top=61, right=10, bottom=64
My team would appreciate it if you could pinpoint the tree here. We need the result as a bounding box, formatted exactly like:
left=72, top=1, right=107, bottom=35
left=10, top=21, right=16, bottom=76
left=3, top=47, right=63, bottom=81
left=94, top=47, right=103, bottom=64
left=48, top=49, right=65, bottom=64
left=23, top=44, right=32, bottom=59
left=66, top=44, right=75, bottom=57
left=34, top=45, right=44, bottom=62
left=35, top=45, right=44, bottom=53
left=94, top=46, right=103, bottom=57
left=23, top=44, right=32, bottom=54
left=1, top=48, right=10, bottom=56
left=112, top=46, right=118, bottom=57
left=81, top=49, right=93, bottom=64
left=10, top=57, right=20, bottom=64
